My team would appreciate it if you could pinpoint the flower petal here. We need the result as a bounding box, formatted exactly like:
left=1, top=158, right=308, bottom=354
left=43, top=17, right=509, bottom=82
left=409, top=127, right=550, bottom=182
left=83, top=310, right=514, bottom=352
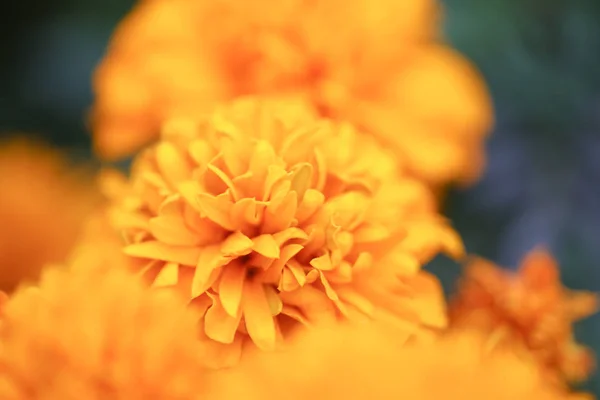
left=197, top=193, right=235, bottom=230
left=124, top=241, right=200, bottom=265
left=155, top=141, right=192, bottom=188
left=204, top=299, right=242, bottom=344
left=152, top=262, right=179, bottom=288
left=149, top=215, right=201, bottom=246
left=221, top=231, right=254, bottom=257
left=219, top=263, right=247, bottom=317
left=192, top=246, right=229, bottom=297
left=252, top=234, right=280, bottom=259
left=242, top=280, right=276, bottom=351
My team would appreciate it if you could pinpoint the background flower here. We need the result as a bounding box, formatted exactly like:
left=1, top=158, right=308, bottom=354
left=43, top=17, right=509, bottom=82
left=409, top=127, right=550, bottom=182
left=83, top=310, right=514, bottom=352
left=92, top=0, right=492, bottom=190
left=448, top=249, right=598, bottom=387
left=0, top=137, right=98, bottom=293
left=209, top=321, right=586, bottom=400
left=0, top=260, right=209, bottom=400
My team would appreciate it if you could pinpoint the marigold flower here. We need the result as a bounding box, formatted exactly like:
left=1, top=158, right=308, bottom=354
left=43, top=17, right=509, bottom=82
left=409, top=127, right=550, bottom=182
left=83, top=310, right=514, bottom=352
left=92, top=0, right=492, bottom=188
left=209, top=322, right=585, bottom=400
left=0, top=261, right=209, bottom=400
left=109, top=98, right=462, bottom=365
left=449, top=249, right=598, bottom=386
left=0, top=138, right=98, bottom=293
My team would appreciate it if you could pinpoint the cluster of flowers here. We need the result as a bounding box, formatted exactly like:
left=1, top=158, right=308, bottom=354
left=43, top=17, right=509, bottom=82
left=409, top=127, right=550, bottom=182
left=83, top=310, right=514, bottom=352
left=0, top=0, right=596, bottom=399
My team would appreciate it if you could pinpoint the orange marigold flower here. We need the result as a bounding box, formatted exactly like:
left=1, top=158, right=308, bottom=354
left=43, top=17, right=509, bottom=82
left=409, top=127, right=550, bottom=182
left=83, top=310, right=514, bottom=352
left=109, top=98, right=462, bottom=366
left=0, top=137, right=98, bottom=293
left=0, top=260, right=209, bottom=400
left=449, top=249, right=599, bottom=386
left=209, top=322, right=585, bottom=400
left=92, top=0, right=492, bottom=188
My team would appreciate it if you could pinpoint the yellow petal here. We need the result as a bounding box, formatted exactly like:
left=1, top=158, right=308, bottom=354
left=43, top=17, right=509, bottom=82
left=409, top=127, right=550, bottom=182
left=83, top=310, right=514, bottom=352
left=124, top=241, right=200, bottom=265
left=204, top=299, right=242, bottom=344
left=242, top=280, right=277, bottom=351
left=336, top=287, right=374, bottom=316
left=262, top=165, right=288, bottom=201
left=264, top=285, right=283, bottom=316
left=262, top=244, right=304, bottom=285
left=149, top=215, right=201, bottom=246
left=353, top=223, right=392, bottom=243
left=188, top=139, right=214, bottom=166
left=197, top=193, right=235, bottom=230
left=252, top=234, right=281, bottom=259
left=219, top=263, right=247, bottom=317
left=177, top=181, right=202, bottom=213
left=207, top=162, right=240, bottom=201
left=249, top=140, right=278, bottom=179
left=155, top=141, right=192, bottom=188
left=287, top=262, right=307, bottom=287
left=263, top=191, right=297, bottom=234
left=289, top=162, right=313, bottom=202
left=152, top=262, right=179, bottom=288
left=221, top=231, right=254, bottom=257
left=230, top=197, right=264, bottom=227
left=272, top=227, right=308, bottom=246
left=192, top=246, right=229, bottom=297
left=310, top=253, right=334, bottom=271
left=296, top=189, right=325, bottom=223
left=280, top=268, right=301, bottom=292
left=279, top=286, right=337, bottom=325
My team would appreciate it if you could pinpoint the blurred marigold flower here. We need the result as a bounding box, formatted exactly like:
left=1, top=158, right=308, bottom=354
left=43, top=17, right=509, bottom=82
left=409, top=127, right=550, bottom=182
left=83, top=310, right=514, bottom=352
left=92, top=0, right=492, bottom=189
left=209, top=321, right=585, bottom=400
left=449, top=249, right=598, bottom=386
left=0, top=261, right=209, bottom=400
left=0, top=137, right=98, bottom=293
left=108, top=98, right=463, bottom=366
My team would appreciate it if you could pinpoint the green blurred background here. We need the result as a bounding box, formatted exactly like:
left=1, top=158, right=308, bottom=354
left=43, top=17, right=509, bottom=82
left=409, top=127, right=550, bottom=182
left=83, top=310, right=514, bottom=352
left=1, top=0, right=599, bottom=394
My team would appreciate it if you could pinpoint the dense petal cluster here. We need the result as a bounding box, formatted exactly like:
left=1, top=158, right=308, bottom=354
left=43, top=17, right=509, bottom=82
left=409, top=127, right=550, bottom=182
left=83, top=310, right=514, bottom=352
left=0, top=260, right=209, bottom=400
left=93, top=0, right=492, bottom=188
left=109, top=98, right=462, bottom=365
left=0, top=138, right=97, bottom=292
left=209, top=322, right=584, bottom=400
left=449, top=249, right=598, bottom=386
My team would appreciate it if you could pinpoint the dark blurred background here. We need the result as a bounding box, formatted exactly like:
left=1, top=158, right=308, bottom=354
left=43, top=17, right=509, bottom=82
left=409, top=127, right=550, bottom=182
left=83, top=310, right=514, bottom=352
left=1, top=0, right=599, bottom=394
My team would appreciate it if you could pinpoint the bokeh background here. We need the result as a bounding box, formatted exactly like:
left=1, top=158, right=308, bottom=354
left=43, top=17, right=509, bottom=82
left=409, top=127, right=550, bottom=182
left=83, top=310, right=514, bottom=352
left=1, top=0, right=599, bottom=394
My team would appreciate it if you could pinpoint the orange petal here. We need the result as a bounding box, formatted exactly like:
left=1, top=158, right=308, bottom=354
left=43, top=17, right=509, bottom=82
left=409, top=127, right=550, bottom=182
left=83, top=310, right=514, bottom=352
left=219, top=263, right=247, bottom=317
left=124, top=241, right=200, bottom=265
left=149, top=215, right=201, bottom=246
left=295, top=189, right=325, bottom=224
left=197, top=193, right=235, bottom=230
left=310, top=253, right=334, bottom=271
left=289, top=162, right=313, bottom=202
left=262, top=244, right=304, bottom=285
left=221, top=231, right=254, bottom=257
left=272, top=227, right=308, bottom=246
left=264, top=285, right=283, bottom=316
left=207, top=162, right=240, bottom=201
left=152, top=262, right=179, bottom=288
left=242, top=280, right=277, bottom=351
left=204, top=299, right=242, bottom=344
left=192, top=246, right=229, bottom=297
left=252, top=234, right=281, bottom=259
left=263, top=191, right=298, bottom=234
left=155, top=141, right=192, bottom=188
left=262, top=165, right=288, bottom=201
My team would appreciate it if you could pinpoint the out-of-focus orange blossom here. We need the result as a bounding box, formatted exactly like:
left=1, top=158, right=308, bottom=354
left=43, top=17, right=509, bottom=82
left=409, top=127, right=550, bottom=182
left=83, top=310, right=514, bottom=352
left=209, top=321, right=588, bottom=400
left=105, top=97, right=462, bottom=366
left=92, top=0, right=492, bottom=190
left=0, top=137, right=98, bottom=293
left=449, top=249, right=598, bottom=388
left=0, top=260, right=210, bottom=400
